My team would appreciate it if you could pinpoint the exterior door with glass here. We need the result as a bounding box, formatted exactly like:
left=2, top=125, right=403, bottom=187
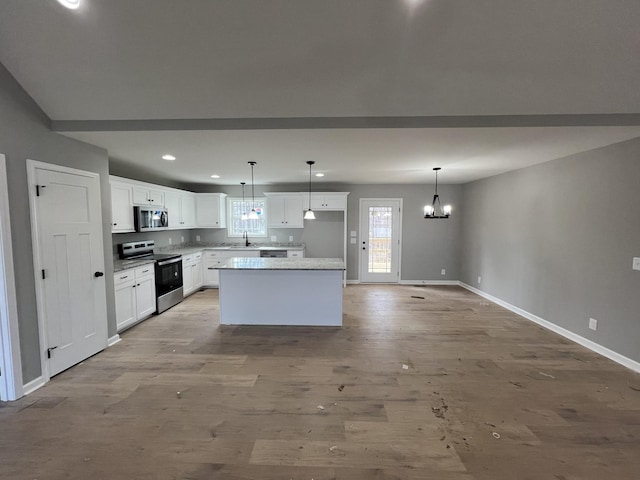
left=359, top=199, right=402, bottom=283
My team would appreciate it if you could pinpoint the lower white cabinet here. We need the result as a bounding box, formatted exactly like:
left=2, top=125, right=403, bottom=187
left=182, top=251, right=203, bottom=297
left=114, top=264, right=156, bottom=332
left=202, top=249, right=259, bottom=287
left=287, top=250, right=304, bottom=258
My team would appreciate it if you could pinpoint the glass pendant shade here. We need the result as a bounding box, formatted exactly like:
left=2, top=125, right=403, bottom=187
left=304, top=209, right=316, bottom=220
left=248, top=209, right=259, bottom=220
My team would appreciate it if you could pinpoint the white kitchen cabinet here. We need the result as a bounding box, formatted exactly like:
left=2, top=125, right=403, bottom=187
left=114, top=264, right=156, bottom=332
left=182, top=251, right=203, bottom=297
left=203, top=250, right=224, bottom=287
left=165, top=191, right=196, bottom=229
left=110, top=181, right=135, bottom=233
left=195, top=193, right=227, bottom=228
left=133, top=186, right=165, bottom=206
left=302, top=192, right=349, bottom=210
left=287, top=250, right=304, bottom=258
left=265, top=193, right=304, bottom=228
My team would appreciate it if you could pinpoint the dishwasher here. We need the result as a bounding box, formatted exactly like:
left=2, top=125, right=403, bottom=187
left=259, top=249, right=288, bottom=258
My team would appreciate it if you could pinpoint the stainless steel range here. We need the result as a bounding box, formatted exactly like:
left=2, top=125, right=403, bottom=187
left=118, top=240, right=183, bottom=313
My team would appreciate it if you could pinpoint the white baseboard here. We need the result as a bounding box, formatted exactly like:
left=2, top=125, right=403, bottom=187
left=21, top=375, right=46, bottom=396
left=346, top=280, right=360, bottom=285
left=459, top=282, right=640, bottom=374
left=108, top=334, right=121, bottom=347
left=400, top=280, right=460, bottom=286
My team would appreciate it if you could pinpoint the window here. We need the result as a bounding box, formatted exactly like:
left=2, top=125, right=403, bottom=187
left=226, top=197, right=267, bottom=237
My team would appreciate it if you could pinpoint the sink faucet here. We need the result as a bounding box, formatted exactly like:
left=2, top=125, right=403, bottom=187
left=243, top=231, right=250, bottom=247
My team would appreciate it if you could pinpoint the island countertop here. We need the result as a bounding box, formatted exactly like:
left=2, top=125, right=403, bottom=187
left=217, top=257, right=345, bottom=271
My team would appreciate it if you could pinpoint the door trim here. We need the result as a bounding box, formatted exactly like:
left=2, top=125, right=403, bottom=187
left=358, top=198, right=403, bottom=283
left=0, top=154, right=23, bottom=401
left=26, top=159, right=103, bottom=383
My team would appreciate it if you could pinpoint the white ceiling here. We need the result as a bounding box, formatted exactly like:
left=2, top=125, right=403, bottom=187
left=1, top=0, right=639, bottom=185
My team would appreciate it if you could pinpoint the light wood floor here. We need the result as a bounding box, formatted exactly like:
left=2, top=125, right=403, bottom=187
left=2, top=285, right=640, bottom=479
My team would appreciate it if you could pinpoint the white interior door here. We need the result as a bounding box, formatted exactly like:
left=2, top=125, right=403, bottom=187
left=30, top=162, right=108, bottom=377
left=359, top=199, right=402, bottom=283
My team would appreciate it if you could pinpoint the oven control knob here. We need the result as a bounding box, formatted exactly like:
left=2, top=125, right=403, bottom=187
left=94, top=271, right=104, bottom=277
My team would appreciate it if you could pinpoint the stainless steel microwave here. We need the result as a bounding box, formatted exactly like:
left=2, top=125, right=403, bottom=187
left=134, top=206, right=169, bottom=232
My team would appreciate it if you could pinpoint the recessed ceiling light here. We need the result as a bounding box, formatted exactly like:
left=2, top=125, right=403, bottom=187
left=210, top=175, right=220, bottom=179
left=162, top=154, right=176, bottom=161
left=57, top=0, right=81, bottom=9
left=315, top=173, right=325, bottom=177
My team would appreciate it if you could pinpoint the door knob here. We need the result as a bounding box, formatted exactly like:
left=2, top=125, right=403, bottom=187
left=94, top=271, right=104, bottom=277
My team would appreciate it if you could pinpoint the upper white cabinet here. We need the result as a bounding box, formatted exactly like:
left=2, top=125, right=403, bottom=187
left=265, top=193, right=304, bottom=228
left=303, top=192, right=349, bottom=210
left=133, top=186, right=165, bottom=206
left=195, top=193, right=227, bottom=228
left=110, top=181, right=135, bottom=233
left=165, top=190, right=196, bottom=229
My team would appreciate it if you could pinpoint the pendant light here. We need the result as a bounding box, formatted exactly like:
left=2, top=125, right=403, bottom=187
left=240, top=182, right=248, bottom=220
left=424, top=167, right=452, bottom=219
left=304, top=161, right=316, bottom=220
left=248, top=161, right=259, bottom=220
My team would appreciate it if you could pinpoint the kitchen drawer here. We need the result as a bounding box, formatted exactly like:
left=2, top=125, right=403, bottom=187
left=134, top=264, right=154, bottom=278
left=114, top=268, right=135, bottom=286
left=287, top=250, right=304, bottom=258
left=204, top=250, right=222, bottom=259
left=182, top=253, right=193, bottom=263
left=193, top=251, right=202, bottom=261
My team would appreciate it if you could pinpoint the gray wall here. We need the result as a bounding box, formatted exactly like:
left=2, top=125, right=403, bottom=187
left=345, top=184, right=462, bottom=282
left=461, top=137, right=640, bottom=363
left=0, top=63, right=115, bottom=383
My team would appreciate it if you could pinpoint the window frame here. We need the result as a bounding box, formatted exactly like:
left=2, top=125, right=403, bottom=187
left=226, top=196, right=268, bottom=238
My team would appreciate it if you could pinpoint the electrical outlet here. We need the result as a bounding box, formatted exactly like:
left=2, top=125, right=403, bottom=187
left=181, top=236, right=184, bottom=243
left=350, top=238, right=356, bottom=244
left=289, top=236, right=293, bottom=242
left=168, top=238, right=172, bottom=245
left=196, top=235, right=200, bottom=242
left=477, top=276, right=482, bottom=284
left=633, top=257, right=640, bottom=271
left=589, top=318, right=598, bottom=331
left=271, top=235, right=277, bottom=242
left=441, top=268, right=446, bottom=276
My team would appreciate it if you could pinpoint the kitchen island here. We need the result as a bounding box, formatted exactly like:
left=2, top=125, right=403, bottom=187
left=216, top=257, right=346, bottom=326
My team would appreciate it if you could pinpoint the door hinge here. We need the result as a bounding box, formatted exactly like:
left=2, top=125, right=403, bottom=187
left=41, top=269, right=46, bottom=279
left=47, top=346, right=58, bottom=359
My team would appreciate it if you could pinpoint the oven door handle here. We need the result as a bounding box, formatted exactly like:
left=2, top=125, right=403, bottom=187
left=157, top=257, right=182, bottom=266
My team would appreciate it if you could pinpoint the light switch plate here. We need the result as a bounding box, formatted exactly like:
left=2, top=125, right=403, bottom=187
left=196, top=235, right=200, bottom=242
left=633, top=257, right=640, bottom=271
left=589, top=318, right=598, bottom=331
left=441, top=269, right=446, bottom=276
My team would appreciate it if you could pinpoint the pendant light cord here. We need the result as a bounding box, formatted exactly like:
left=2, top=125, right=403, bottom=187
left=308, top=163, right=312, bottom=210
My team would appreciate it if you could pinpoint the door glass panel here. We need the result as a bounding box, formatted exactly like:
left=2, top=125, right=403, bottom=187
left=368, top=206, right=393, bottom=273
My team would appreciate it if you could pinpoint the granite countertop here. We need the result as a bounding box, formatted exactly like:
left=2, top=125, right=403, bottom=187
left=158, top=243, right=305, bottom=255
left=113, top=257, right=156, bottom=273
left=114, top=243, right=307, bottom=272
left=216, top=257, right=345, bottom=271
